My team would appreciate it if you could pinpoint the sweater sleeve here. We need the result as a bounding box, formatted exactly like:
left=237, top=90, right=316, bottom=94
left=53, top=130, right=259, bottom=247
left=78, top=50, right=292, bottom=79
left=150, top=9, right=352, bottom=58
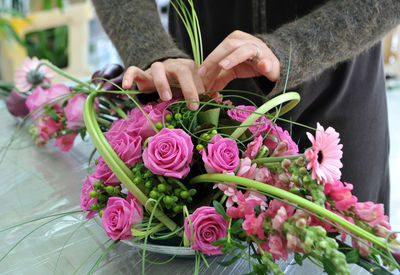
left=256, top=0, right=400, bottom=96
left=91, top=0, right=189, bottom=69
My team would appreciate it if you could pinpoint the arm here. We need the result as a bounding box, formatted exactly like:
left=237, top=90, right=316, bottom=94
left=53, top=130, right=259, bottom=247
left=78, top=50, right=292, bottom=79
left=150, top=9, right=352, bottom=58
left=91, top=0, right=188, bottom=69
left=257, top=0, right=400, bottom=95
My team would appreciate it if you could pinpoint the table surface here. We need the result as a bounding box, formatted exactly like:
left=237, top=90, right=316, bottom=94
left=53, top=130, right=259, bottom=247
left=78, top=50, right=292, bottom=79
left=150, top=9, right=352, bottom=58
left=3, top=91, right=400, bottom=274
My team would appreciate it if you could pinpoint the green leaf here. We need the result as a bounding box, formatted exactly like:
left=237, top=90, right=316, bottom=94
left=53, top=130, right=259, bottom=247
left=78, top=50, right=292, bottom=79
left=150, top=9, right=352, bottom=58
left=49, top=110, right=58, bottom=122
left=80, top=130, right=86, bottom=140
left=197, top=108, right=220, bottom=127
left=321, top=257, right=336, bottom=275
left=230, top=219, right=243, bottom=234
left=217, top=253, right=241, bottom=267
left=345, top=249, right=360, bottom=264
left=211, top=237, right=227, bottom=247
left=213, top=200, right=228, bottom=220
left=231, top=239, right=247, bottom=250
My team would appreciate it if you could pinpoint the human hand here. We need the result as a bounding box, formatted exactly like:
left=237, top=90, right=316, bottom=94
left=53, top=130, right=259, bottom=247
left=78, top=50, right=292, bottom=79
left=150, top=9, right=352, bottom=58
left=122, top=58, right=204, bottom=110
left=199, top=30, right=280, bottom=91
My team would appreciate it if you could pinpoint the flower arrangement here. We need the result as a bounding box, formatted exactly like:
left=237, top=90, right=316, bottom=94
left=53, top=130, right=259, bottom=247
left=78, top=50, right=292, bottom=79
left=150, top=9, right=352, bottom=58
left=2, top=1, right=400, bottom=274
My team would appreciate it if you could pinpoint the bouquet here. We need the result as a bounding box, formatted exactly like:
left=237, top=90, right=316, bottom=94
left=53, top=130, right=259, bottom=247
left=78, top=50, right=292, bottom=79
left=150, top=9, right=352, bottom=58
left=2, top=1, right=400, bottom=274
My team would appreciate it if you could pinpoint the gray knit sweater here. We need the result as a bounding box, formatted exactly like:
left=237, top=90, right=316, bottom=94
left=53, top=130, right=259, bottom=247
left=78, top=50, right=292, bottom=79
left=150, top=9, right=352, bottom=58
left=92, top=0, right=400, bottom=96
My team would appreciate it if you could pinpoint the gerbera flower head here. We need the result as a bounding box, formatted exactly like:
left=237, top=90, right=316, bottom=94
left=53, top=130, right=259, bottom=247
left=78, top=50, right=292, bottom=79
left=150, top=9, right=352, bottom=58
left=14, top=57, right=55, bottom=92
left=305, top=122, right=343, bottom=184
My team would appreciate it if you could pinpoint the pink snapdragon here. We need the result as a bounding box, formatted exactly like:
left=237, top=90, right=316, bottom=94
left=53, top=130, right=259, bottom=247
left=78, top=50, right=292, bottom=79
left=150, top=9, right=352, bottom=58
left=37, top=117, right=63, bottom=140
left=64, top=94, right=92, bottom=130
left=265, top=200, right=295, bottom=231
left=242, top=213, right=265, bottom=239
left=200, top=135, right=239, bottom=173
left=264, top=125, right=298, bottom=156
left=102, top=196, right=143, bottom=240
left=226, top=191, right=265, bottom=218
left=261, top=235, right=289, bottom=261
left=354, top=202, right=388, bottom=227
left=184, top=206, right=229, bottom=255
left=243, top=135, right=263, bottom=159
left=324, top=180, right=357, bottom=211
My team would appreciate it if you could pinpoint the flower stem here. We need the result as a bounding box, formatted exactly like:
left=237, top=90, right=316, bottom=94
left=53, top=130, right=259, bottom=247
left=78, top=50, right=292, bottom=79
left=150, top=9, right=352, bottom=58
left=190, top=173, right=387, bottom=249
left=251, top=154, right=305, bottom=165
left=231, top=92, right=300, bottom=139
left=83, top=92, right=178, bottom=232
left=37, top=61, right=90, bottom=88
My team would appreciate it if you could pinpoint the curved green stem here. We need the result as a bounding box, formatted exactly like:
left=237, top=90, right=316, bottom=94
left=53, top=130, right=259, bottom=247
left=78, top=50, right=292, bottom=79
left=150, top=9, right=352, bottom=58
left=101, top=97, right=127, bottom=118
left=83, top=92, right=177, bottom=232
left=37, top=61, right=90, bottom=88
left=190, top=173, right=386, bottom=249
left=252, top=154, right=305, bottom=165
left=231, top=92, right=300, bottom=139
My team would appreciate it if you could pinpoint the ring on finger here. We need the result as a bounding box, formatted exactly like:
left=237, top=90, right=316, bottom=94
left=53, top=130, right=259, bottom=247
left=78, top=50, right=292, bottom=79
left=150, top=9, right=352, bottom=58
left=247, top=43, right=261, bottom=62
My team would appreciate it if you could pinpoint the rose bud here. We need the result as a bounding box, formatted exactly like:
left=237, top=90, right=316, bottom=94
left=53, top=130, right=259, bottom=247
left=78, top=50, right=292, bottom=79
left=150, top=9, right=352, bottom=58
left=5, top=90, right=29, bottom=118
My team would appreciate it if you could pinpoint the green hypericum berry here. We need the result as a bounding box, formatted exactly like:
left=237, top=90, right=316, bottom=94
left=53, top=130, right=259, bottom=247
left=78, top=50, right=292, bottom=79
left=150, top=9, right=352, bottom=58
left=173, top=205, right=182, bottom=213
left=157, top=184, right=167, bottom=193
left=174, top=188, right=182, bottom=196
left=91, top=203, right=99, bottom=211
left=211, top=129, right=218, bottom=134
left=163, top=196, right=173, bottom=205
left=174, top=113, right=182, bottom=120
left=180, top=190, right=189, bottom=199
left=133, top=177, right=142, bottom=184
left=89, top=190, right=97, bottom=198
left=155, top=122, right=163, bottom=130
left=93, top=181, right=102, bottom=189
left=132, top=167, right=140, bottom=173
left=299, top=167, right=307, bottom=175
left=144, top=171, right=153, bottom=178
left=145, top=181, right=153, bottom=189
left=99, top=209, right=104, bottom=217
left=165, top=113, right=173, bottom=122
left=167, top=124, right=174, bottom=129
left=105, top=186, right=114, bottom=194
left=196, top=144, right=204, bottom=151
left=189, top=189, right=197, bottom=196
left=150, top=190, right=159, bottom=199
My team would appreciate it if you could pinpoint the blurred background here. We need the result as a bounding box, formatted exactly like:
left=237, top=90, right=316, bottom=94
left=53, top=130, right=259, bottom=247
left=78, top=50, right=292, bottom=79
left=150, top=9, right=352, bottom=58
left=0, top=0, right=400, bottom=230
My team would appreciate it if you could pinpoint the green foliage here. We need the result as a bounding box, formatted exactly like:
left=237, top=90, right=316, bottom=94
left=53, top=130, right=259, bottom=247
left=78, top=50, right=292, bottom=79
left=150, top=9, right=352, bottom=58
left=213, top=200, right=229, bottom=220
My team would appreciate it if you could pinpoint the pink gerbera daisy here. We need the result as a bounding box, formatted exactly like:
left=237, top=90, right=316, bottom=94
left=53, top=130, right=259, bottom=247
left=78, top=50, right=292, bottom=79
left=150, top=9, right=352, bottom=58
left=305, top=122, right=343, bottom=184
left=14, top=57, right=55, bottom=92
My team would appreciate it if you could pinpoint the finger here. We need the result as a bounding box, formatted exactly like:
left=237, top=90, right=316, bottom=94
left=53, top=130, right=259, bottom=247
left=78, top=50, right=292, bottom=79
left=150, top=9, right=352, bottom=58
left=123, top=66, right=154, bottom=92
left=257, top=57, right=280, bottom=82
left=150, top=62, right=173, bottom=101
left=199, top=38, right=242, bottom=90
left=209, top=64, right=258, bottom=91
left=174, top=69, right=200, bottom=110
left=218, top=43, right=261, bottom=70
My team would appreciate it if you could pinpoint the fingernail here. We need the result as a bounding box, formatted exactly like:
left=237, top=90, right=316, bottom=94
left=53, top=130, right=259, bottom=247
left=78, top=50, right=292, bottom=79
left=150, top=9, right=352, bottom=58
left=162, top=91, right=172, bottom=101
left=220, top=60, right=230, bottom=69
left=188, top=102, right=199, bottom=110
left=199, top=66, right=206, bottom=76
left=123, top=79, right=129, bottom=88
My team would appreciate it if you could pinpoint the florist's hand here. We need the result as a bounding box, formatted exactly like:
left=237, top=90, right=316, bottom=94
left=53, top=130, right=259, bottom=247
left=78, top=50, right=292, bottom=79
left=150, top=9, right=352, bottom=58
left=199, top=30, right=280, bottom=91
left=122, top=58, right=205, bottom=110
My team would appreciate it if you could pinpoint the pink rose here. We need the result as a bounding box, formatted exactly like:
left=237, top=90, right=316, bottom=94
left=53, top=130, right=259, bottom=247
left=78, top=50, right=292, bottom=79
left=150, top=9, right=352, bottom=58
left=126, top=102, right=171, bottom=141
left=110, top=132, right=142, bottom=166
left=55, top=133, right=78, bottom=152
left=184, top=206, right=229, bottom=255
left=94, top=157, right=119, bottom=185
left=227, top=105, right=270, bottom=135
left=64, top=94, right=87, bottom=130
left=94, top=133, right=142, bottom=184
left=200, top=135, right=239, bottom=173
left=80, top=174, right=99, bottom=219
left=243, top=135, right=263, bottom=159
left=102, top=196, right=143, bottom=240
left=143, top=128, right=193, bottom=178
left=264, top=125, right=298, bottom=156
left=105, top=118, right=129, bottom=141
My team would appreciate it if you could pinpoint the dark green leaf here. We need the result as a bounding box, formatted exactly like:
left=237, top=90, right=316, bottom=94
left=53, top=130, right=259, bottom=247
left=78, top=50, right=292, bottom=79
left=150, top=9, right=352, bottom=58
left=217, top=253, right=241, bottom=267
left=213, top=200, right=228, bottom=220
left=49, top=110, right=58, bottom=122
left=231, top=239, right=247, bottom=250
left=321, top=257, right=336, bottom=275
left=80, top=130, right=86, bottom=140
left=345, top=249, right=360, bottom=264
left=211, top=237, right=227, bottom=247
left=230, top=219, right=243, bottom=234
left=197, top=108, right=220, bottom=127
